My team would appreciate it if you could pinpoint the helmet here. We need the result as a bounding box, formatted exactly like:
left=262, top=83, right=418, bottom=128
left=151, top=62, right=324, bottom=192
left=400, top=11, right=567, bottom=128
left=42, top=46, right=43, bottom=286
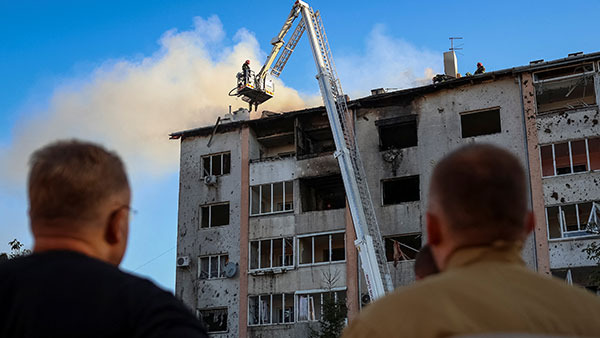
left=245, top=60, right=250, bottom=64
left=477, top=62, right=482, bottom=67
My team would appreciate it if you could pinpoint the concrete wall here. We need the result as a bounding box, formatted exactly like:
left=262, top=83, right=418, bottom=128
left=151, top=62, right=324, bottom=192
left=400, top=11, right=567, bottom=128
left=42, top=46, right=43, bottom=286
left=176, top=129, right=243, bottom=337
left=354, top=76, right=537, bottom=285
left=533, top=71, right=600, bottom=274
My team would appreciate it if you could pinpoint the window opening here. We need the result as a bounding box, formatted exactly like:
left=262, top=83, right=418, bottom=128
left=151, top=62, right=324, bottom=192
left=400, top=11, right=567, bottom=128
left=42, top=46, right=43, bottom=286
left=460, top=108, right=501, bottom=138
left=249, top=237, right=294, bottom=271
left=200, top=203, right=229, bottom=228
left=199, top=254, right=228, bottom=279
left=250, top=181, right=294, bottom=216
left=298, top=232, right=345, bottom=265
left=300, top=175, right=346, bottom=212
left=201, top=152, right=231, bottom=176
left=384, top=234, right=422, bottom=262
left=378, top=119, right=418, bottom=150
left=198, top=308, right=228, bottom=333
left=382, top=175, right=420, bottom=205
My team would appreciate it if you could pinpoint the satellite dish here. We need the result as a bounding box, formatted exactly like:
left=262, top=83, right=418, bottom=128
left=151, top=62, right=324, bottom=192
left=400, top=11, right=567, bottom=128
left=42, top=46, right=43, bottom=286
left=224, top=262, right=238, bottom=278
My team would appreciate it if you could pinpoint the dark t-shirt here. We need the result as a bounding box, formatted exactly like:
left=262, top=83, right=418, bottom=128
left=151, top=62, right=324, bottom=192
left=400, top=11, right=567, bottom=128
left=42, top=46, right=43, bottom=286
left=0, top=251, right=208, bottom=338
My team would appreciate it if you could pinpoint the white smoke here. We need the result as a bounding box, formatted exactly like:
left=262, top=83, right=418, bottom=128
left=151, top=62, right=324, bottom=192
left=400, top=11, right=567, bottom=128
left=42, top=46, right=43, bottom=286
left=0, top=16, right=317, bottom=184
left=336, top=24, right=441, bottom=98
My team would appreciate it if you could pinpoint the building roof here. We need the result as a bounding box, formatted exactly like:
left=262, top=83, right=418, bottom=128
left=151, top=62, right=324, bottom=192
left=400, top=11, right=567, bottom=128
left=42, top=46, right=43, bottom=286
left=169, top=51, right=600, bottom=140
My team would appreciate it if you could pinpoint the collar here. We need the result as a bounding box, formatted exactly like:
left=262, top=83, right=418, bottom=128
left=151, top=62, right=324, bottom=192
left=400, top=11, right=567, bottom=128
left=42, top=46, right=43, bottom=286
left=445, top=240, right=526, bottom=270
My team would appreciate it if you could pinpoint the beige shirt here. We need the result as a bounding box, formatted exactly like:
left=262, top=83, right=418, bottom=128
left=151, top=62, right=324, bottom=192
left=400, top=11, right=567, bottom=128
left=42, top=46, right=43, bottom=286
left=343, top=243, right=600, bottom=338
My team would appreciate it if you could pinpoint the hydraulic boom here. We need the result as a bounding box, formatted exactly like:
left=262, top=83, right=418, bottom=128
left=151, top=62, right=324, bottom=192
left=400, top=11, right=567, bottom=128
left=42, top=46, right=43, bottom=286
left=234, top=0, right=394, bottom=301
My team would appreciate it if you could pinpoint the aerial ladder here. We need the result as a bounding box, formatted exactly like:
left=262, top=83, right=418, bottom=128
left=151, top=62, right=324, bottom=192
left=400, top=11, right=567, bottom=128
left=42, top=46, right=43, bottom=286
left=232, top=0, right=394, bottom=300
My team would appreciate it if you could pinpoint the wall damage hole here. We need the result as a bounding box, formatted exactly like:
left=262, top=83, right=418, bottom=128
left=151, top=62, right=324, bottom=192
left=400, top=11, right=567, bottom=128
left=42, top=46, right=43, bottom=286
left=300, top=175, right=346, bottom=212
left=460, top=108, right=501, bottom=138
left=197, top=308, right=228, bottom=333
left=382, top=175, right=420, bottom=205
left=384, top=234, right=422, bottom=262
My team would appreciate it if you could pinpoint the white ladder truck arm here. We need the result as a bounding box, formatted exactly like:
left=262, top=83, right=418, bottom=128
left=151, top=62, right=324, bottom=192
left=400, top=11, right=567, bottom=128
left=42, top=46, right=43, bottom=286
left=234, top=0, right=393, bottom=301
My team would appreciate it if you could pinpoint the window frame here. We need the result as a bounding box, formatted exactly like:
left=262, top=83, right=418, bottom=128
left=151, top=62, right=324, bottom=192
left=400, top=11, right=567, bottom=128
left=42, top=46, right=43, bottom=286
left=459, top=107, right=502, bottom=138
left=197, top=307, right=229, bottom=333
left=201, top=152, right=231, bottom=177
left=532, top=63, right=597, bottom=114
left=250, top=181, right=294, bottom=216
left=199, top=202, right=230, bottom=229
left=546, top=201, right=599, bottom=240
left=248, top=236, right=295, bottom=272
left=295, top=288, right=347, bottom=322
left=297, top=230, right=346, bottom=267
left=198, top=253, right=229, bottom=280
left=247, top=293, right=295, bottom=326
left=540, top=137, right=598, bottom=178
left=383, top=233, right=422, bottom=262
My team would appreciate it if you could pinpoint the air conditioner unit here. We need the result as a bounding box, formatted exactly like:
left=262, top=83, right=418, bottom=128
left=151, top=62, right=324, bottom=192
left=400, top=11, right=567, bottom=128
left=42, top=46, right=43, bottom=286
left=176, top=256, right=190, bottom=268
left=204, top=175, right=218, bottom=186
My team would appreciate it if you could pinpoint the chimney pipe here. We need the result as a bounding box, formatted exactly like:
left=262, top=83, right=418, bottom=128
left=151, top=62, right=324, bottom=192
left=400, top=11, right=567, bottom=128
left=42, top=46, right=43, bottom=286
left=443, top=51, right=458, bottom=78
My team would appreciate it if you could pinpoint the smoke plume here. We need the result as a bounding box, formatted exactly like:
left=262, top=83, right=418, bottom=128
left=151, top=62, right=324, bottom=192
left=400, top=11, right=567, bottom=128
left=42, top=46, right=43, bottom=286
left=336, top=24, right=441, bottom=97
left=0, top=16, right=316, bottom=184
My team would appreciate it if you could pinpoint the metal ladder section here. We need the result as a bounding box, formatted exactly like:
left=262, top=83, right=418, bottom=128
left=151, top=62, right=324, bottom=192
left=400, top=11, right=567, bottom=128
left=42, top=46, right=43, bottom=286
left=309, top=8, right=394, bottom=295
left=271, top=19, right=306, bottom=78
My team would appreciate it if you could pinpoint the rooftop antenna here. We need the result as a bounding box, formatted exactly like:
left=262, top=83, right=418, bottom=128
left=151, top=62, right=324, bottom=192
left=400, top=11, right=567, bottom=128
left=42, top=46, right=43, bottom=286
left=449, top=37, right=464, bottom=56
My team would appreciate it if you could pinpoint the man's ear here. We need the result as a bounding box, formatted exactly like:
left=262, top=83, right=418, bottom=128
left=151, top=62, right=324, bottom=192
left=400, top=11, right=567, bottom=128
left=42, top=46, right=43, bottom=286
left=105, top=209, right=127, bottom=245
left=426, top=212, right=442, bottom=246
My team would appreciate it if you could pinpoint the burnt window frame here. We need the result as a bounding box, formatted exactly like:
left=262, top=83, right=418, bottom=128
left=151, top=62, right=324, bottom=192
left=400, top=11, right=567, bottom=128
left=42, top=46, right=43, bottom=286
left=199, top=202, right=230, bottom=229
left=459, top=107, right=502, bottom=138
left=201, top=152, right=231, bottom=177
left=381, top=175, right=420, bottom=206
left=539, top=137, right=599, bottom=178
left=376, top=115, right=418, bottom=151
left=197, top=307, right=229, bottom=333
left=299, top=174, right=346, bottom=212
left=533, top=63, right=597, bottom=114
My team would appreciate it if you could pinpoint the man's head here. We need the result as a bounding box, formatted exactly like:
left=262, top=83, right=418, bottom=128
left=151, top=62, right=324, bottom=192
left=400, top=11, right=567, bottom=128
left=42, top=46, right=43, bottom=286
left=426, top=144, right=534, bottom=269
left=28, top=140, right=131, bottom=265
left=477, top=62, right=482, bottom=67
left=245, top=59, right=250, bottom=64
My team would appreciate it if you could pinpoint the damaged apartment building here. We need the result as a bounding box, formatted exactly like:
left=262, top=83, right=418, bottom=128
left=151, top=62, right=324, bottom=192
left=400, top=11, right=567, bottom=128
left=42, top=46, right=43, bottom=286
left=170, top=51, right=600, bottom=337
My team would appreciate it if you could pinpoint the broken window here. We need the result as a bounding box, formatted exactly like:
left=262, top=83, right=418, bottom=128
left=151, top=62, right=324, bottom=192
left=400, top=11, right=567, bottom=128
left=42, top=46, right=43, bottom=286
left=296, top=114, right=336, bottom=158
left=377, top=116, right=418, bottom=150
left=460, top=108, right=501, bottom=138
left=540, top=138, right=598, bottom=177
left=249, top=237, right=294, bottom=271
left=589, top=137, right=600, bottom=170
left=250, top=181, right=293, bottom=216
left=248, top=293, right=295, bottom=326
left=201, top=152, right=231, bottom=177
left=384, top=234, right=422, bottom=262
left=198, top=254, right=228, bottom=279
left=546, top=201, right=599, bottom=239
left=300, top=175, right=346, bottom=212
left=252, top=118, right=296, bottom=160
left=298, top=232, right=345, bottom=265
left=200, top=202, right=229, bottom=228
left=540, top=145, right=555, bottom=176
left=297, top=290, right=346, bottom=322
left=198, top=308, right=228, bottom=333
left=382, top=175, right=420, bottom=205
left=534, top=64, right=596, bottom=114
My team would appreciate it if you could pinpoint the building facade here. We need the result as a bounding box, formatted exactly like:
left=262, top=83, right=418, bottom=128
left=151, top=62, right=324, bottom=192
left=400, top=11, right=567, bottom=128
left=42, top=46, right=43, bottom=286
left=170, top=52, right=600, bottom=337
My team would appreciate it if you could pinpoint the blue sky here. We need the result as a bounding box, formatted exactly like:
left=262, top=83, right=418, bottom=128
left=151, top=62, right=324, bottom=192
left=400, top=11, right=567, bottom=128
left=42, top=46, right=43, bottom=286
left=1, top=0, right=598, bottom=290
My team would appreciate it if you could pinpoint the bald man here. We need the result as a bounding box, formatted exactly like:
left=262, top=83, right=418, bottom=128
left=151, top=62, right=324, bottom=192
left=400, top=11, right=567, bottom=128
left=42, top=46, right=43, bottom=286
left=344, top=144, right=600, bottom=337
left=0, top=140, right=207, bottom=338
